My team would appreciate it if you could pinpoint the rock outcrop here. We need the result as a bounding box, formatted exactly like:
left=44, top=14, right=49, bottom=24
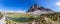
left=27, top=4, right=53, bottom=14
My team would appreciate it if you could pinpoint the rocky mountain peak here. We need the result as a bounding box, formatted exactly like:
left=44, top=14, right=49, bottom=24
left=27, top=4, right=53, bottom=14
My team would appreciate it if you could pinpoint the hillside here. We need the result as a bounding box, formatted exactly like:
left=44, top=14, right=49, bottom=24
left=5, top=4, right=60, bottom=24
left=5, top=12, right=60, bottom=24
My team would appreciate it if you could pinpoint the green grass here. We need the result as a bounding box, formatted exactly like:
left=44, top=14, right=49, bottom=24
left=5, top=12, right=60, bottom=24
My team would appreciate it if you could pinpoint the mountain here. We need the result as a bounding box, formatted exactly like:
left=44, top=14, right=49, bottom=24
left=27, top=4, right=53, bottom=15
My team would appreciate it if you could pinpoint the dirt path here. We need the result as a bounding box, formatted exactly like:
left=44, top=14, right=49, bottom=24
left=53, top=21, right=60, bottom=24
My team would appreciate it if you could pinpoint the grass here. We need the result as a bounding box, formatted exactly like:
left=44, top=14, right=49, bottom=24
left=5, top=12, right=60, bottom=24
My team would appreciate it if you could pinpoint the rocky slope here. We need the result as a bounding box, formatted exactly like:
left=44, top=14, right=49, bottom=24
left=27, top=4, right=53, bottom=15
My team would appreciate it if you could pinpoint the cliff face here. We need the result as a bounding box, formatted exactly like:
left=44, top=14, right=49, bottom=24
left=27, top=4, right=53, bottom=14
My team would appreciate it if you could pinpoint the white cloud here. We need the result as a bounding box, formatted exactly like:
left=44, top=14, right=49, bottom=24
left=55, top=2, right=60, bottom=12
left=56, top=2, right=60, bottom=6
left=4, top=10, right=26, bottom=13
left=17, top=10, right=26, bottom=13
left=0, top=10, right=3, bottom=12
left=5, top=10, right=14, bottom=13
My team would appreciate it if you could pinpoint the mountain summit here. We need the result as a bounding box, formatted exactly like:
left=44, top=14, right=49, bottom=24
left=27, top=4, right=53, bottom=14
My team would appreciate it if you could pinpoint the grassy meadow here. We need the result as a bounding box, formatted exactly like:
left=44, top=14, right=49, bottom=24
left=5, top=12, right=60, bottom=24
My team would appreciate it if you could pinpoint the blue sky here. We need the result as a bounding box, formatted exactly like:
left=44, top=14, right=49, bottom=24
left=0, top=0, right=60, bottom=12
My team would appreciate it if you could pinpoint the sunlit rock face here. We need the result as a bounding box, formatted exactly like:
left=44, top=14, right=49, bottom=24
left=27, top=4, right=53, bottom=15
left=27, top=10, right=47, bottom=15
left=0, top=16, right=5, bottom=24
left=0, top=13, right=5, bottom=24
